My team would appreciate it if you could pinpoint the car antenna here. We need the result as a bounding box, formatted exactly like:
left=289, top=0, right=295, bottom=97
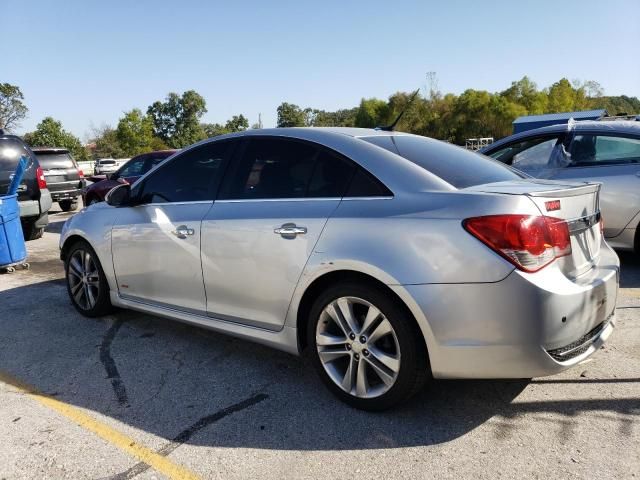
left=375, top=89, right=421, bottom=132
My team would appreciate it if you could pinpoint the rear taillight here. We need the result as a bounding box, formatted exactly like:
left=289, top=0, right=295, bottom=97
left=36, top=166, right=47, bottom=189
left=78, top=169, right=84, bottom=178
left=463, top=214, right=571, bottom=273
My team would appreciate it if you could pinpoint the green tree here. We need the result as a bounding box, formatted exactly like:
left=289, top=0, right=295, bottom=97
left=115, top=109, right=163, bottom=156
left=276, top=102, right=307, bottom=127
left=547, top=78, right=579, bottom=113
left=354, top=98, right=389, bottom=128
left=0, top=83, right=28, bottom=132
left=91, top=126, right=125, bottom=159
left=147, top=90, right=207, bottom=148
left=23, top=117, right=87, bottom=160
left=500, top=76, right=548, bottom=115
left=225, top=114, right=249, bottom=132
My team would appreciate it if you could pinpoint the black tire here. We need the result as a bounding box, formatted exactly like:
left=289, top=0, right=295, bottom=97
left=59, top=199, right=78, bottom=212
left=22, top=220, right=44, bottom=241
left=64, top=240, right=113, bottom=317
left=307, top=281, right=429, bottom=411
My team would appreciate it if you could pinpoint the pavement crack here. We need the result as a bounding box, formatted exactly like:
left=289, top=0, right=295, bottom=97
left=99, top=318, right=129, bottom=407
left=106, top=393, right=269, bottom=480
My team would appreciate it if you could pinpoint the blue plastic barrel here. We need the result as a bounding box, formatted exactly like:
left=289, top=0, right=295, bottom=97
left=0, top=194, right=27, bottom=268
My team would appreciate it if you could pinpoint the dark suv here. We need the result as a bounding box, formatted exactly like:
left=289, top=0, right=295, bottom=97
left=0, top=132, right=52, bottom=240
left=31, top=147, right=85, bottom=211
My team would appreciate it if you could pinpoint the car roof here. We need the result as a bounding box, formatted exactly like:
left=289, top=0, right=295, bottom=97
left=481, top=120, right=640, bottom=153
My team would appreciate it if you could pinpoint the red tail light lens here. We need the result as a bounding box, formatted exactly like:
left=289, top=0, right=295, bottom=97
left=463, top=214, right=571, bottom=272
left=36, top=166, right=47, bottom=189
left=78, top=169, right=84, bottom=178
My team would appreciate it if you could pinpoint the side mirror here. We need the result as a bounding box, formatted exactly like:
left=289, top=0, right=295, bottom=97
left=105, top=183, right=131, bottom=207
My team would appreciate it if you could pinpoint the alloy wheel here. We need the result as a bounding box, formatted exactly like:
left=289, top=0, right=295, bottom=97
left=67, top=249, right=100, bottom=310
left=316, top=296, right=401, bottom=398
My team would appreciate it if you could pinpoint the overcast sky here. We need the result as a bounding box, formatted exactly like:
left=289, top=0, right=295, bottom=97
left=4, top=0, right=640, bottom=139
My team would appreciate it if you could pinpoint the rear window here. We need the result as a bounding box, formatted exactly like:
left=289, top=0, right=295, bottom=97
left=99, top=160, right=116, bottom=165
left=361, top=135, right=523, bottom=189
left=34, top=152, right=74, bottom=169
left=0, top=138, right=31, bottom=170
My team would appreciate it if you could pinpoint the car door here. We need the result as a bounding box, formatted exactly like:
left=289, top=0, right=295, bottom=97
left=111, top=141, right=233, bottom=313
left=201, top=137, right=356, bottom=330
left=550, top=132, right=640, bottom=237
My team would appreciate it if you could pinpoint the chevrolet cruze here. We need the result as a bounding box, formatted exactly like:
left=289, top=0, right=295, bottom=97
left=60, top=128, right=619, bottom=410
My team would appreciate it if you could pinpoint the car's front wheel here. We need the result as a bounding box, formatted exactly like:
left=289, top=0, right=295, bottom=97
left=64, top=240, right=113, bottom=317
left=307, top=282, right=429, bottom=411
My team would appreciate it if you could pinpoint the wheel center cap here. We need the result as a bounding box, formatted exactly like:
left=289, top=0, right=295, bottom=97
left=351, top=341, right=364, bottom=354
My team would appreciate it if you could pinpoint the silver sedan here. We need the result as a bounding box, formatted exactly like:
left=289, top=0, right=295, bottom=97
left=60, top=128, right=619, bottom=410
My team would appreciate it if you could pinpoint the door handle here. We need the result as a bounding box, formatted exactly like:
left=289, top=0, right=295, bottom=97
left=274, top=223, right=307, bottom=238
left=171, top=225, right=195, bottom=238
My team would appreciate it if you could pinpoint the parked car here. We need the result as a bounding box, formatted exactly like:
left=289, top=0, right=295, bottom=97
left=94, top=158, right=120, bottom=175
left=83, top=150, right=177, bottom=205
left=0, top=131, right=52, bottom=240
left=31, top=147, right=85, bottom=212
left=481, top=120, right=640, bottom=253
left=60, top=128, right=618, bottom=410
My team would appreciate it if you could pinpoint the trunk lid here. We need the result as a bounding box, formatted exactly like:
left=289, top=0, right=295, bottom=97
left=466, top=179, right=602, bottom=278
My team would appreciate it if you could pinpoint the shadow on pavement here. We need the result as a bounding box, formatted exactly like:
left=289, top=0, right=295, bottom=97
left=1, top=275, right=638, bottom=455
left=618, top=251, right=640, bottom=288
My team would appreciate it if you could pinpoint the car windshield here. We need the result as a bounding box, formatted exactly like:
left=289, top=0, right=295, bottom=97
left=361, top=135, right=524, bottom=189
left=34, top=152, right=74, bottom=169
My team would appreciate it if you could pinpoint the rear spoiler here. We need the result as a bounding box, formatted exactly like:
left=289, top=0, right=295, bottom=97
left=527, top=182, right=601, bottom=198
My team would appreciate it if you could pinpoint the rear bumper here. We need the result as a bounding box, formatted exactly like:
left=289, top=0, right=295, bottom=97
left=18, top=189, right=52, bottom=219
left=399, top=240, right=619, bottom=379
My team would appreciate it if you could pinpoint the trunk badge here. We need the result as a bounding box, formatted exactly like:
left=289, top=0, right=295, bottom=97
left=545, top=200, right=561, bottom=212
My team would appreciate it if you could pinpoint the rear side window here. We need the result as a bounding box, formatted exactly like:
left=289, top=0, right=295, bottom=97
left=345, top=168, right=392, bottom=197
left=307, top=150, right=355, bottom=197
left=222, top=138, right=317, bottom=199
left=136, top=142, right=232, bottom=204
left=362, top=135, right=523, bottom=189
left=34, top=152, right=74, bottom=169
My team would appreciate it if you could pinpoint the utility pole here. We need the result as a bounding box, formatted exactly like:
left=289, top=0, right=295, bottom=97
left=426, top=71, right=438, bottom=100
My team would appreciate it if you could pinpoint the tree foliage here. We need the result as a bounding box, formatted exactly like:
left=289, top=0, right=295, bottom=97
left=0, top=83, right=28, bottom=132
left=116, top=109, right=167, bottom=156
left=147, top=90, right=208, bottom=148
left=23, top=117, right=88, bottom=160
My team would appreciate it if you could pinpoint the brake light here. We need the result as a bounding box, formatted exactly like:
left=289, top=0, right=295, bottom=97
left=78, top=169, right=84, bottom=178
left=463, top=214, right=571, bottom=273
left=36, top=166, right=47, bottom=189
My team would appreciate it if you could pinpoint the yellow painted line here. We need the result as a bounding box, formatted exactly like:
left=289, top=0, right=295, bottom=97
left=0, top=370, right=200, bottom=480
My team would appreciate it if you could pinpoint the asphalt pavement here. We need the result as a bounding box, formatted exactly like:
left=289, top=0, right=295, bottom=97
left=0, top=203, right=638, bottom=479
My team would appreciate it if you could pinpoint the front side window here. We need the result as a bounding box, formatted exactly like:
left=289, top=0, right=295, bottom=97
left=570, top=134, right=640, bottom=166
left=136, top=142, right=231, bottom=204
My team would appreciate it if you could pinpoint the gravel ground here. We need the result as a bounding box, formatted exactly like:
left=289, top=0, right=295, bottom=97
left=0, top=204, right=638, bottom=479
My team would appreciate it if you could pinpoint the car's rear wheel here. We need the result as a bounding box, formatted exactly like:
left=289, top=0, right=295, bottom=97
left=22, top=219, right=44, bottom=241
left=307, top=282, right=428, bottom=411
left=59, top=199, right=78, bottom=212
left=64, top=240, right=113, bottom=317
